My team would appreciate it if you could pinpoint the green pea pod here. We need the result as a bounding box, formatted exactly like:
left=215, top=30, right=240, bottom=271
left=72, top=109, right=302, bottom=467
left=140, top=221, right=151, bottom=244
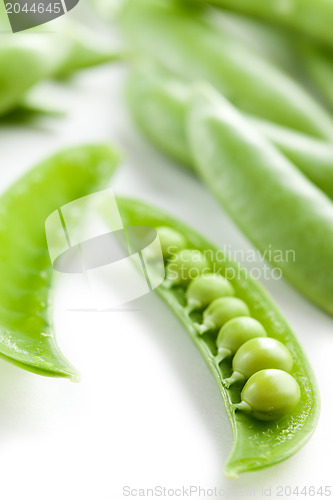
left=0, top=144, right=120, bottom=378
left=120, top=0, right=333, bottom=139
left=126, top=66, right=333, bottom=199
left=248, top=117, right=333, bottom=201
left=0, top=33, right=119, bottom=116
left=126, top=65, right=191, bottom=167
left=2, top=99, right=66, bottom=122
left=0, top=37, right=66, bottom=116
left=203, top=8, right=299, bottom=77
left=0, top=5, right=121, bottom=115
left=114, top=197, right=319, bottom=477
left=187, top=86, right=333, bottom=316
left=199, top=0, right=333, bottom=49
left=52, top=22, right=123, bottom=78
left=296, top=43, right=333, bottom=112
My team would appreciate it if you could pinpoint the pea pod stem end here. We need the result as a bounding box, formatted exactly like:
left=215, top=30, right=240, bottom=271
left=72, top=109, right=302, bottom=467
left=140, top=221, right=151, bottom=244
left=215, top=347, right=231, bottom=364
left=0, top=348, right=80, bottom=382
left=223, top=371, right=244, bottom=388
left=195, top=322, right=213, bottom=334
left=233, top=401, right=251, bottom=414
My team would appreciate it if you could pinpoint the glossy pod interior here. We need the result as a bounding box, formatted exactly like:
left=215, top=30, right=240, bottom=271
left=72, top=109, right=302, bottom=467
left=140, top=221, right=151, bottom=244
left=115, top=197, right=319, bottom=477
left=0, top=144, right=120, bottom=379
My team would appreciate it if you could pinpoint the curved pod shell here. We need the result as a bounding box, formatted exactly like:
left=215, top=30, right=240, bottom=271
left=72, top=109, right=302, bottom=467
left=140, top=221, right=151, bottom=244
left=115, top=197, right=319, bottom=477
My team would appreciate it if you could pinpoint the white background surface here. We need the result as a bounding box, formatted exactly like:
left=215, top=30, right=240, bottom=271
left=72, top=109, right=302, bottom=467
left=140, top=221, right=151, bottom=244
left=1, top=9, right=333, bottom=500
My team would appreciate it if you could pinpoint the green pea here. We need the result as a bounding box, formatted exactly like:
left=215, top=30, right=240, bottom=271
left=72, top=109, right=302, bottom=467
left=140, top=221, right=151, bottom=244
left=224, top=337, right=293, bottom=387
left=235, top=369, right=301, bottom=421
left=215, top=317, right=267, bottom=364
left=197, top=297, right=250, bottom=334
left=156, top=226, right=187, bottom=258
left=165, top=248, right=210, bottom=285
left=185, top=273, right=235, bottom=313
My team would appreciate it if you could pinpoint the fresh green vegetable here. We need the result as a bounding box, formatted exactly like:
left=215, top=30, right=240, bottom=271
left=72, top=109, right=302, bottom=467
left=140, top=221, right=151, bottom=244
left=114, top=197, right=319, bottom=476
left=248, top=117, right=333, bottom=200
left=216, top=317, right=267, bottom=363
left=121, top=0, right=333, bottom=138
left=126, top=65, right=191, bottom=167
left=0, top=144, right=119, bottom=378
left=198, top=297, right=250, bottom=334
left=296, top=43, right=333, bottom=112
left=235, top=369, right=301, bottom=421
left=185, top=273, right=235, bottom=312
left=0, top=37, right=63, bottom=117
left=156, top=225, right=187, bottom=258
left=53, top=22, right=123, bottom=78
left=0, top=5, right=120, bottom=116
left=187, top=86, right=333, bottom=316
left=199, top=0, right=333, bottom=49
left=203, top=6, right=299, bottom=77
left=127, top=66, right=333, bottom=314
left=224, top=337, right=293, bottom=387
left=127, top=66, right=333, bottom=200
left=165, top=248, right=210, bottom=285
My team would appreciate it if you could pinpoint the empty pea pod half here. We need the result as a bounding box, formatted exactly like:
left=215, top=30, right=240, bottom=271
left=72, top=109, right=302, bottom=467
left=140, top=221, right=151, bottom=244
left=115, top=197, right=319, bottom=477
left=0, top=144, right=120, bottom=379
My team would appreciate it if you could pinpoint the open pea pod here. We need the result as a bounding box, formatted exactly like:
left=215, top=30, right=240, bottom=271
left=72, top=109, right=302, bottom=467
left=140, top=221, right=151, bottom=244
left=115, top=197, right=319, bottom=477
left=0, top=144, right=119, bottom=378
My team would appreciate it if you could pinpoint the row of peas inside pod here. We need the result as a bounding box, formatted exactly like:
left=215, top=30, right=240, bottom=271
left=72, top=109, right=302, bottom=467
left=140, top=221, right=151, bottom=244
left=156, top=226, right=301, bottom=422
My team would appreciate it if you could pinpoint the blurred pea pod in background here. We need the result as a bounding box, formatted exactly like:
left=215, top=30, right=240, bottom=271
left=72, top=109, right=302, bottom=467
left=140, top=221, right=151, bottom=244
left=126, top=65, right=333, bottom=200
left=187, top=87, right=333, bottom=317
left=193, top=0, right=333, bottom=112
left=120, top=0, right=333, bottom=139
left=296, top=43, right=333, bottom=113
left=0, top=2, right=122, bottom=117
left=199, top=0, right=333, bottom=49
